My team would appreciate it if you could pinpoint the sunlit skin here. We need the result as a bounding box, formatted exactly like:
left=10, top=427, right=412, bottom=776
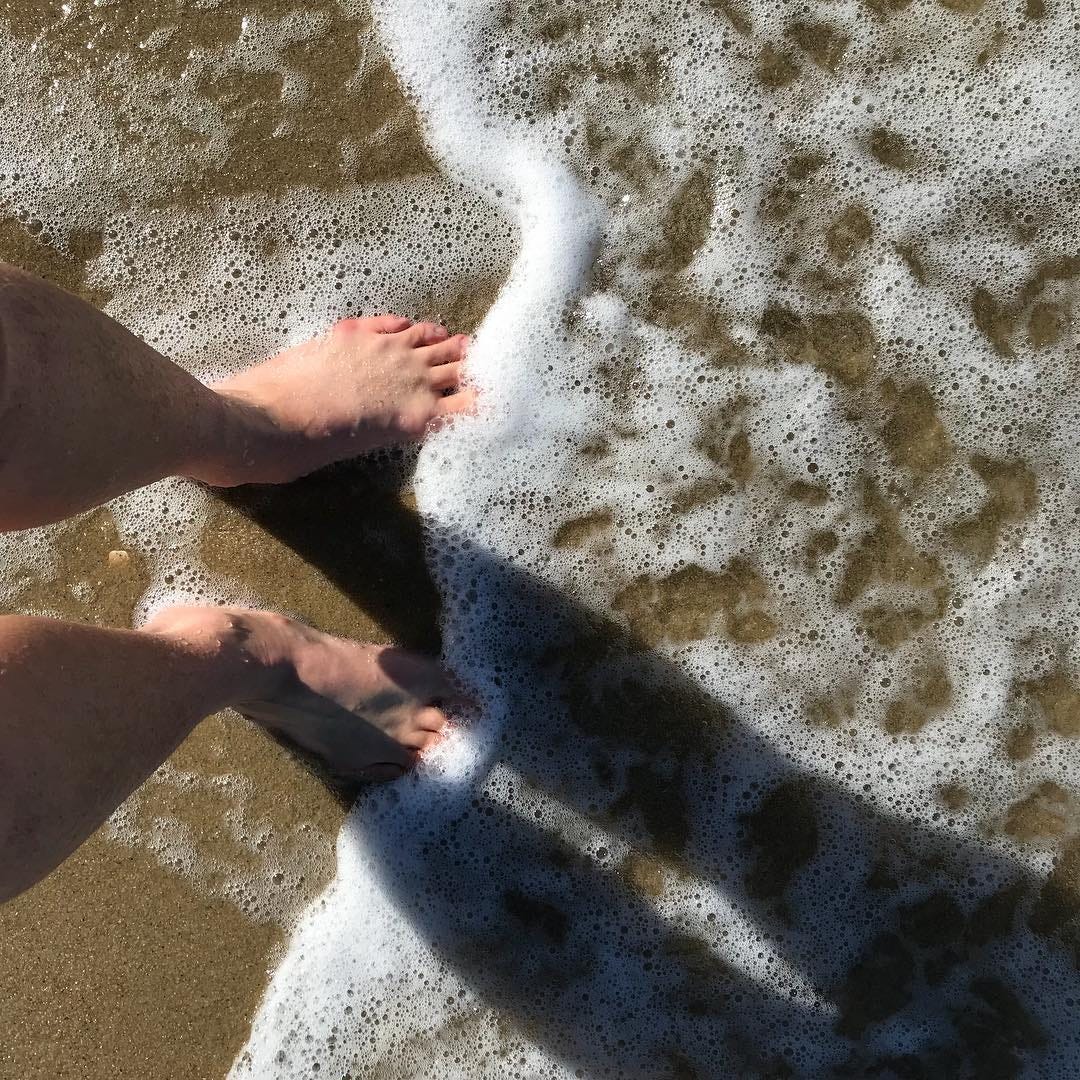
left=206, top=314, right=474, bottom=485
left=0, top=265, right=475, bottom=902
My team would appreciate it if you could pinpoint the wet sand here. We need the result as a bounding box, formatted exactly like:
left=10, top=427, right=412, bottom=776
left=0, top=832, right=283, bottom=1080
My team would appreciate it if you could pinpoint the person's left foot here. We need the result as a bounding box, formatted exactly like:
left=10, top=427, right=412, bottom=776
left=195, top=315, right=474, bottom=486
left=144, top=605, right=468, bottom=782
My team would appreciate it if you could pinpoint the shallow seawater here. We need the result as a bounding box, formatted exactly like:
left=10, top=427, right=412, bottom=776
left=2, top=0, right=1080, bottom=1076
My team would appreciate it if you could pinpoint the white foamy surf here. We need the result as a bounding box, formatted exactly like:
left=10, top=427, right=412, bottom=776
left=233, top=0, right=1080, bottom=1077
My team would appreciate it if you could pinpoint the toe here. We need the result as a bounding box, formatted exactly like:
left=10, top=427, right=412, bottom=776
left=433, top=387, right=479, bottom=419
left=402, top=728, right=444, bottom=751
left=420, top=333, right=469, bottom=366
left=429, top=360, right=464, bottom=392
left=363, top=314, right=413, bottom=334
left=405, top=321, right=450, bottom=346
left=417, top=706, right=449, bottom=732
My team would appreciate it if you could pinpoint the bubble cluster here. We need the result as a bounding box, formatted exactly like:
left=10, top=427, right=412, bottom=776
left=237, top=0, right=1080, bottom=1076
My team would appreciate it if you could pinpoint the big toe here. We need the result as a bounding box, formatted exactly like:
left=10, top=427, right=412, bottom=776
left=417, top=706, right=450, bottom=732
left=399, top=708, right=449, bottom=752
left=403, top=729, right=445, bottom=753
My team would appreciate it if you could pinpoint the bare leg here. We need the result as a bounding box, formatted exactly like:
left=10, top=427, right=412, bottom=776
left=0, top=606, right=462, bottom=903
left=0, top=266, right=478, bottom=901
left=0, top=264, right=474, bottom=531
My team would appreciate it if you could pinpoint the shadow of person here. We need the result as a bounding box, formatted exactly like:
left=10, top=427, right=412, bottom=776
left=216, top=477, right=1073, bottom=1080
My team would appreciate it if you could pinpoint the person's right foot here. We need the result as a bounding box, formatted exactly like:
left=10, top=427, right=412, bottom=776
left=197, top=315, right=475, bottom=487
left=144, top=605, right=466, bottom=782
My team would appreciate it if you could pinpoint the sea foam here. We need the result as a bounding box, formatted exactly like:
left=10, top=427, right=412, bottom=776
left=234, top=0, right=1080, bottom=1076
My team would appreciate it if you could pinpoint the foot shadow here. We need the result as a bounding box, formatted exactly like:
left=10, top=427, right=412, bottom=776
left=216, top=451, right=441, bottom=655
left=218, top=476, right=1077, bottom=1079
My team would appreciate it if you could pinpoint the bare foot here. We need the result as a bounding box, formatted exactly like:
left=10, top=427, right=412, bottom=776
left=197, top=316, right=475, bottom=486
left=143, top=605, right=466, bottom=782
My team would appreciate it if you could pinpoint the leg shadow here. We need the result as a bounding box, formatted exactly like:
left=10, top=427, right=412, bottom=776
left=216, top=451, right=441, bottom=654
left=218, top=478, right=1078, bottom=1079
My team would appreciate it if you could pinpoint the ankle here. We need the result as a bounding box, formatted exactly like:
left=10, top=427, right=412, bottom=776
left=140, top=605, right=288, bottom=705
left=183, top=386, right=283, bottom=488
